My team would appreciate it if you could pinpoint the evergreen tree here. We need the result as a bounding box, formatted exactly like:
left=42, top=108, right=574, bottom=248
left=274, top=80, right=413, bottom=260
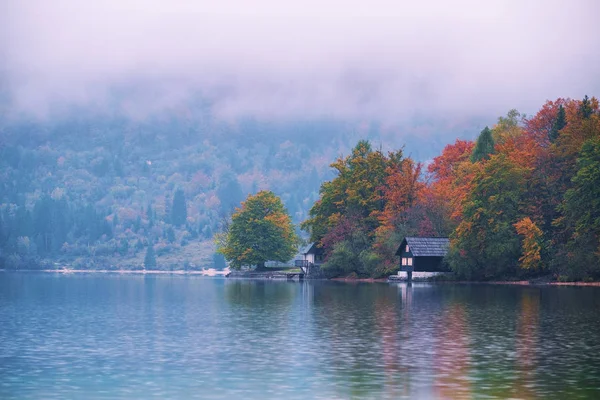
left=166, top=226, right=176, bottom=243
left=217, top=173, right=243, bottom=213
left=51, top=197, right=69, bottom=253
left=213, top=252, right=227, bottom=269
left=549, top=105, right=566, bottom=142
left=580, top=95, right=593, bottom=119
left=33, top=194, right=53, bottom=255
left=134, top=216, right=141, bottom=232
left=471, top=126, right=495, bottom=162
left=146, top=204, right=154, bottom=227
left=144, top=244, right=156, bottom=269
left=16, top=207, right=33, bottom=238
left=560, top=138, right=600, bottom=278
left=171, top=188, right=187, bottom=227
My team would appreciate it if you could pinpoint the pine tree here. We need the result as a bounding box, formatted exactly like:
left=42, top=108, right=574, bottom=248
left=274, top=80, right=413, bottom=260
left=146, top=204, right=154, bottom=227
left=549, top=105, right=566, bottom=142
left=471, top=126, right=495, bottom=162
left=217, top=173, right=243, bottom=213
left=166, top=226, right=176, bottom=243
left=33, top=195, right=53, bottom=255
left=144, top=244, right=156, bottom=269
left=213, top=252, right=227, bottom=269
left=171, top=189, right=187, bottom=227
left=580, top=95, right=593, bottom=119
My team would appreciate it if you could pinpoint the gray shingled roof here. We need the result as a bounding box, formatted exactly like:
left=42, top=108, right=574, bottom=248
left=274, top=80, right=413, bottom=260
left=300, top=243, right=315, bottom=255
left=397, top=237, right=449, bottom=257
left=300, top=243, right=323, bottom=255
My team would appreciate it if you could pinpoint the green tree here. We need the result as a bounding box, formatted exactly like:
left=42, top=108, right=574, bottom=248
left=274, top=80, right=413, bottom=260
left=217, top=172, right=244, bottom=213
left=559, top=137, right=600, bottom=279
left=213, top=252, right=227, bottom=269
left=171, top=188, right=187, bottom=227
left=144, top=244, right=156, bottom=269
left=146, top=204, right=154, bottom=227
left=549, top=105, right=566, bottom=142
left=449, top=153, right=528, bottom=279
left=580, top=95, right=593, bottom=119
left=471, top=126, right=495, bottom=162
left=166, top=226, right=176, bottom=243
left=216, top=190, right=299, bottom=270
left=302, top=140, right=398, bottom=243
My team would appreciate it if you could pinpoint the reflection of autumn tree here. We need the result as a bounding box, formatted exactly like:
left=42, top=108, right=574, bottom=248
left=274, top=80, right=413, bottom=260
left=310, top=283, right=395, bottom=397
left=374, top=291, right=401, bottom=398
left=434, top=301, right=472, bottom=399
left=514, top=289, right=540, bottom=400
left=224, top=280, right=296, bottom=310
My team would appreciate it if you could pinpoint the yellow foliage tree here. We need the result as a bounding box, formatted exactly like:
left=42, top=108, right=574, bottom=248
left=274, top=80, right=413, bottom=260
left=514, top=217, right=543, bottom=270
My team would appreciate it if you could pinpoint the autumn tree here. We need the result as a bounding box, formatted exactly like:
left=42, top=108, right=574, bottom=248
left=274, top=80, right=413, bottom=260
left=373, top=157, right=425, bottom=272
left=525, top=99, right=566, bottom=145
left=514, top=217, right=544, bottom=271
left=449, top=153, right=528, bottom=279
left=216, top=190, right=299, bottom=270
left=427, top=139, right=475, bottom=222
left=301, top=140, right=395, bottom=245
left=493, top=109, right=523, bottom=143
left=302, top=140, right=427, bottom=277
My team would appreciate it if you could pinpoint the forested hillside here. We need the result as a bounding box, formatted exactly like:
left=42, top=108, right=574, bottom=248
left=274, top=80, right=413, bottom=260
left=303, top=96, right=600, bottom=281
left=0, top=109, right=477, bottom=270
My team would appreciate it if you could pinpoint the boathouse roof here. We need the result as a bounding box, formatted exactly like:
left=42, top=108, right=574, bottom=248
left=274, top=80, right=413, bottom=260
left=301, top=242, right=323, bottom=255
left=395, top=237, right=450, bottom=257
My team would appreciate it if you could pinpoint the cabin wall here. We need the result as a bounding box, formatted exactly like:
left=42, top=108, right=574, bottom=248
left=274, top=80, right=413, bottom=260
left=414, top=256, right=450, bottom=272
left=305, top=253, right=315, bottom=264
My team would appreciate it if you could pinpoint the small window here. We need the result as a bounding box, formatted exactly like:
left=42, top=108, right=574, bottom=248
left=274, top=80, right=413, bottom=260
left=406, top=245, right=410, bottom=252
left=402, top=257, right=407, bottom=266
left=408, top=257, right=413, bottom=266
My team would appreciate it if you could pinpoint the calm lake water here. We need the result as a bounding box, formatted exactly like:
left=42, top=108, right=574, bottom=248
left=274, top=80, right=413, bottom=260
left=1, top=273, right=600, bottom=399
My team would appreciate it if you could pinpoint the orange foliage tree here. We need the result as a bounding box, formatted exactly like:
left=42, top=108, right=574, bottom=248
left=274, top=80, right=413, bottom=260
left=514, top=217, right=544, bottom=270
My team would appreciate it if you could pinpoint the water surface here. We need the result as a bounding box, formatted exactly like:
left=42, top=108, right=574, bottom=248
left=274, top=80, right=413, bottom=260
left=1, top=273, right=599, bottom=399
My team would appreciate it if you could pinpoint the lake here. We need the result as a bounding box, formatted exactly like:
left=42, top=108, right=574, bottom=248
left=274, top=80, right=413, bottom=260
left=1, top=273, right=599, bottom=399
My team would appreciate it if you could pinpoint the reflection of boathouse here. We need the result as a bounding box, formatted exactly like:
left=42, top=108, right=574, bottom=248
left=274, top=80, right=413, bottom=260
left=396, top=237, right=450, bottom=273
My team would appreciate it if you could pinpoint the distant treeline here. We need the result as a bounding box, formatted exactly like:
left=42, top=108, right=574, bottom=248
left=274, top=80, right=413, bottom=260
left=302, top=96, right=600, bottom=281
left=0, top=116, right=380, bottom=269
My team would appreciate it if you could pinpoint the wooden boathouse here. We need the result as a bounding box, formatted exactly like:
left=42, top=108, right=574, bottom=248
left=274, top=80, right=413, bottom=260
left=395, top=237, right=450, bottom=281
left=295, top=243, right=324, bottom=276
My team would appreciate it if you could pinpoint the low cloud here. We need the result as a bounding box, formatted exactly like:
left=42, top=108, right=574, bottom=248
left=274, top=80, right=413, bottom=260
left=3, top=0, right=599, bottom=122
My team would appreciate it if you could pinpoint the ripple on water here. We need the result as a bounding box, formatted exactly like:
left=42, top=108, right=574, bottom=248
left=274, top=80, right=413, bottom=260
left=1, top=275, right=600, bottom=399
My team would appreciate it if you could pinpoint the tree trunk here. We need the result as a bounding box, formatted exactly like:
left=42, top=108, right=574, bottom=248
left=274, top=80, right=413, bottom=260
left=254, top=262, right=267, bottom=271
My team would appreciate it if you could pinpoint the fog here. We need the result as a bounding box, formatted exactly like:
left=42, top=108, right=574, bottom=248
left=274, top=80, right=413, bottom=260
left=3, top=0, right=600, bottom=122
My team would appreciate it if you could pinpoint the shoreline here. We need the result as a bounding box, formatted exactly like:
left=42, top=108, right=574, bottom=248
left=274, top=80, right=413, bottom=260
left=1, top=269, right=599, bottom=286
left=0, top=268, right=229, bottom=276
left=335, top=276, right=600, bottom=286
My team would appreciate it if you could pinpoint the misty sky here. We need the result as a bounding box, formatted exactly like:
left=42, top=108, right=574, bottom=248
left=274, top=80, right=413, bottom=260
left=2, top=0, right=600, bottom=122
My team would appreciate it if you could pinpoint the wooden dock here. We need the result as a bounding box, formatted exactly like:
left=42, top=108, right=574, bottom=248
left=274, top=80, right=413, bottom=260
left=226, top=271, right=305, bottom=280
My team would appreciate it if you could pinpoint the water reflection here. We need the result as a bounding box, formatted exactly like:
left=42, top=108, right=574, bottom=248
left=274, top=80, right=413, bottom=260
left=434, top=299, right=472, bottom=399
left=1, top=274, right=600, bottom=399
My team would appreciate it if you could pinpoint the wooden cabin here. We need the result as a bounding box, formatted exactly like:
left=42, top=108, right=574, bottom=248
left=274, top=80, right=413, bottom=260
left=396, top=237, right=450, bottom=273
left=301, top=243, right=324, bottom=266
left=295, top=243, right=324, bottom=274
